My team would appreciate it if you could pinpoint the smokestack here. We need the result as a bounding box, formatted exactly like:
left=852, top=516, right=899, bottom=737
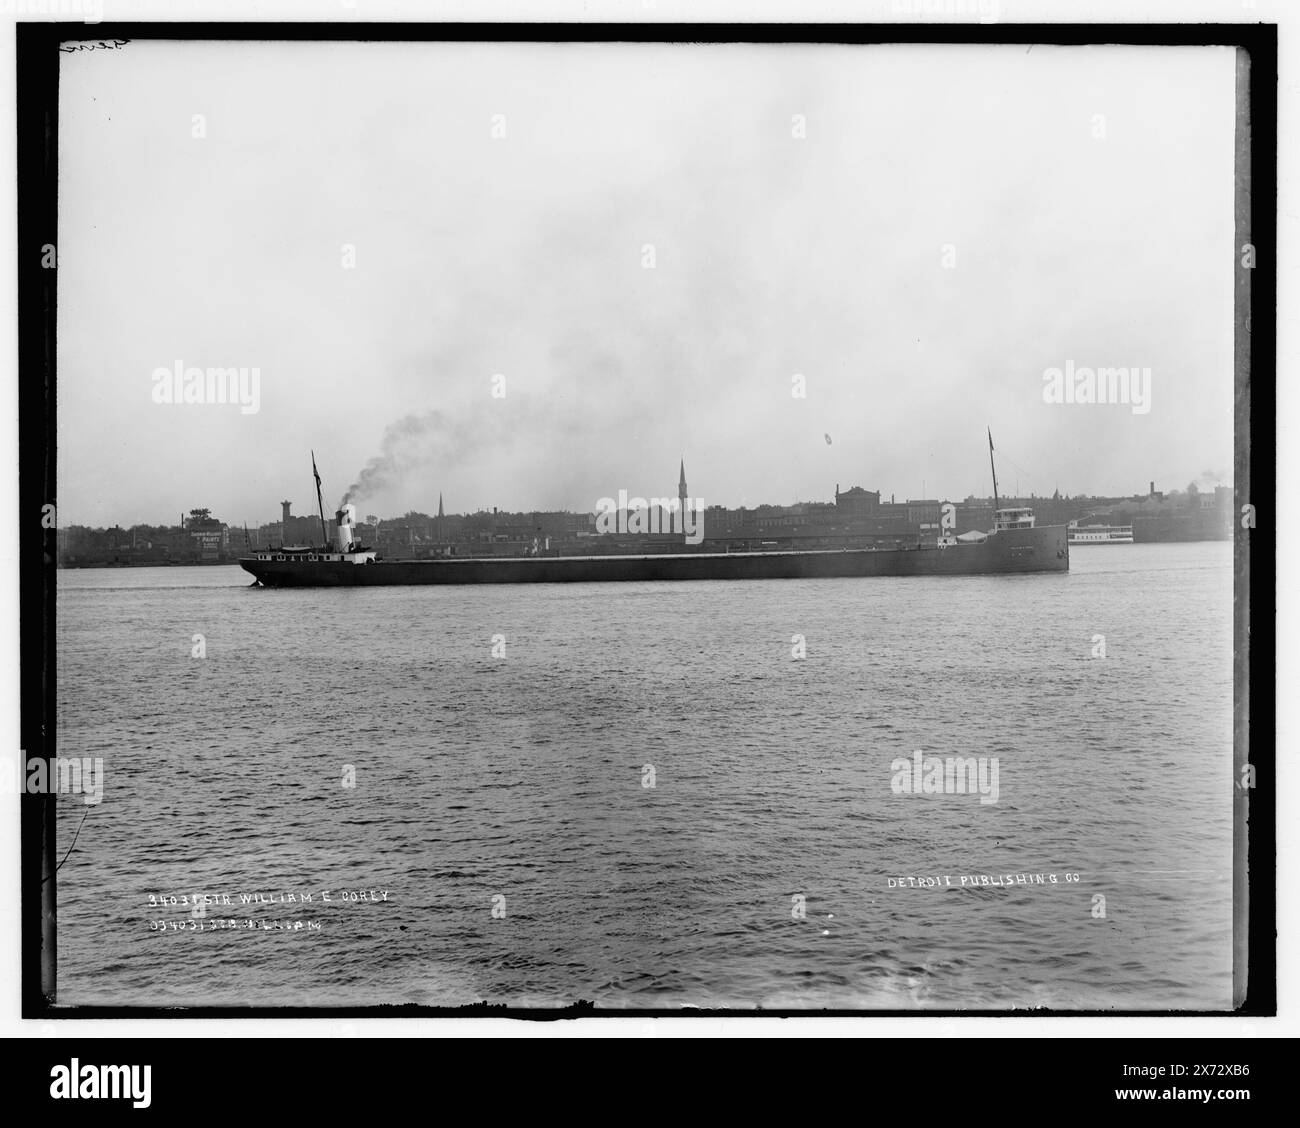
left=1149, top=481, right=1155, bottom=497
left=334, top=504, right=356, bottom=553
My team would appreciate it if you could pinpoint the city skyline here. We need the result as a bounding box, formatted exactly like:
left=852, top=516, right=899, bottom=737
left=60, top=467, right=1228, bottom=534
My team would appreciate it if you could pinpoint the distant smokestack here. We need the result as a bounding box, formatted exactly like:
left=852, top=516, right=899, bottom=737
left=1149, top=481, right=1155, bottom=497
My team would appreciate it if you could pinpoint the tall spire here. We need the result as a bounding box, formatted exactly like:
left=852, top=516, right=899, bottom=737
left=677, top=458, right=690, bottom=538
left=438, top=492, right=444, bottom=519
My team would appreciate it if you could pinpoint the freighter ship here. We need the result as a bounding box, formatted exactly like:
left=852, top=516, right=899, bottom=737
left=239, top=435, right=1069, bottom=587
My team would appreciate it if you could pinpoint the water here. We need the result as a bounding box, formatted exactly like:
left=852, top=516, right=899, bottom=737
left=53, top=543, right=1235, bottom=1009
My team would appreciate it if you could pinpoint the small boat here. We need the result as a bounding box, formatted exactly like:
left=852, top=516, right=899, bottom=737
left=1067, top=521, right=1134, bottom=544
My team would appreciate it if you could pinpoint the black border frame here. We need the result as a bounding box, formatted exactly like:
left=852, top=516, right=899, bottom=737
left=18, top=20, right=1277, bottom=1021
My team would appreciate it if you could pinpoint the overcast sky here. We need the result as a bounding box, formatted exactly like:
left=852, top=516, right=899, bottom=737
left=57, top=40, right=1236, bottom=527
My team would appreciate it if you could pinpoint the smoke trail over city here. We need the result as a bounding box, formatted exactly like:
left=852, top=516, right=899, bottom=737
left=341, top=410, right=458, bottom=508
left=339, top=392, right=593, bottom=510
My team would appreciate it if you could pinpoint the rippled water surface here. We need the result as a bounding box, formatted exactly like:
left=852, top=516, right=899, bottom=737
left=54, top=543, right=1235, bottom=1009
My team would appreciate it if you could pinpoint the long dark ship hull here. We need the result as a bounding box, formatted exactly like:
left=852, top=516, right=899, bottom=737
left=243, top=434, right=1067, bottom=587
left=240, top=524, right=1068, bottom=587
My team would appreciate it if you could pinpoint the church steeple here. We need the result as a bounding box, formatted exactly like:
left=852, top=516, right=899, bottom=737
left=438, top=492, right=444, bottom=519
left=678, top=458, right=688, bottom=514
